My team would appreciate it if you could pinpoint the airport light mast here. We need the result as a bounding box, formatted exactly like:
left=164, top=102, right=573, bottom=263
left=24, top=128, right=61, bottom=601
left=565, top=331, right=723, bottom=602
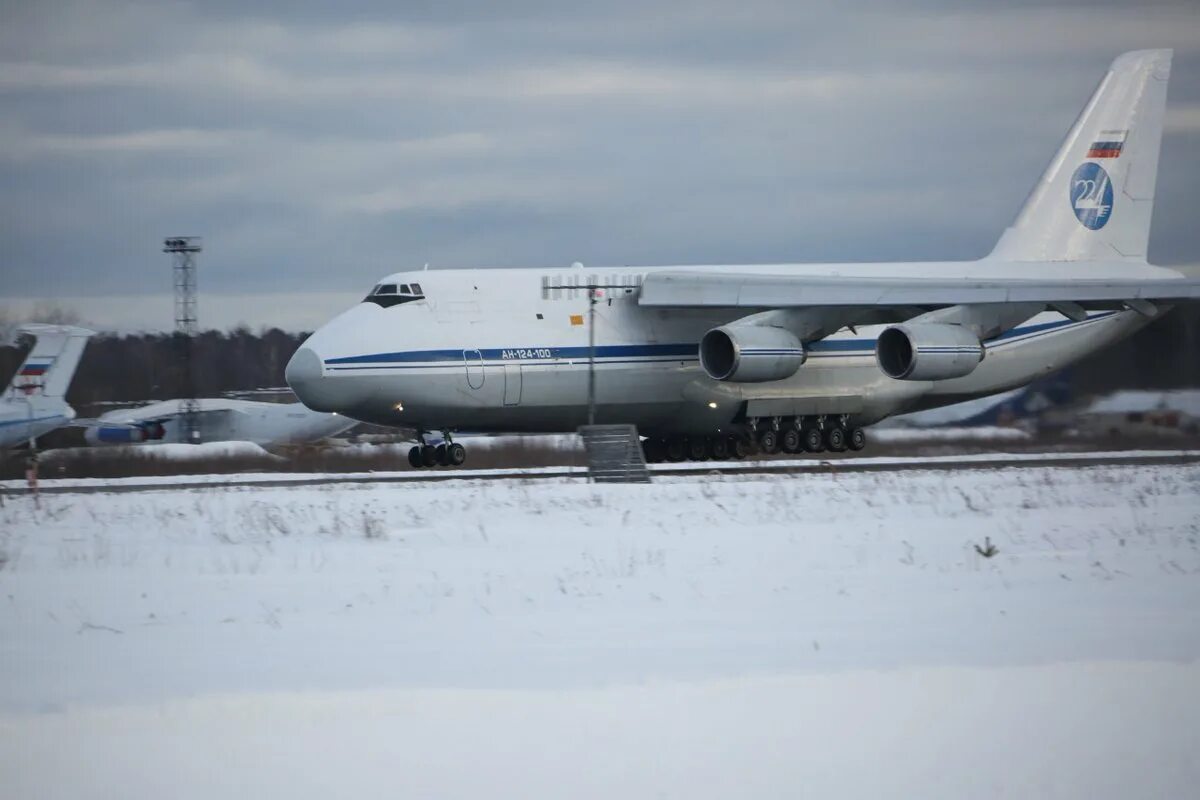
left=164, top=236, right=202, bottom=444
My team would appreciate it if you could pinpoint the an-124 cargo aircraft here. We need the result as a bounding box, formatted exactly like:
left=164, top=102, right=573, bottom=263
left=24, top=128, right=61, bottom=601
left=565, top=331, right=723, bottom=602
left=0, top=324, right=95, bottom=450
left=287, top=49, right=1200, bottom=468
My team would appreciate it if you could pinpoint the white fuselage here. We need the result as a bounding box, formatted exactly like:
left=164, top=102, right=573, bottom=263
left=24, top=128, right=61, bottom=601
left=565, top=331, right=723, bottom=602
left=0, top=396, right=75, bottom=449
left=287, top=260, right=1166, bottom=437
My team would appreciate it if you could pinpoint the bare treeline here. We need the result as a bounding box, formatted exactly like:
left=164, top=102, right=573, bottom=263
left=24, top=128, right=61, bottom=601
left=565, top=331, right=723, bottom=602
left=0, top=326, right=307, bottom=411
left=1070, top=305, right=1200, bottom=395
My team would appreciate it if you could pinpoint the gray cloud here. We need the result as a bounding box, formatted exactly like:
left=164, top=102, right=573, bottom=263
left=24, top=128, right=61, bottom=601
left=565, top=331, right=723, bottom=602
left=1, top=0, right=1198, bottom=329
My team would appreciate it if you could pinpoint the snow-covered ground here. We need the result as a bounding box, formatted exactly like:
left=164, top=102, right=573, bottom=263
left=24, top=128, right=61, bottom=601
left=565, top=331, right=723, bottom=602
left=870, top=424, right=1031, bottom=442
left=2, top=465, right=1199, bottom=798
left=41, top=440, right=283, bottom=462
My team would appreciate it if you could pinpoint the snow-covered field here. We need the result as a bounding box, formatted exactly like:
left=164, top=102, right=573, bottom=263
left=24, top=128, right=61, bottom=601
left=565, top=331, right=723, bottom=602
left=2, top=465, right=1199, bottom=798
left=870, top=424, right=1031, bottom=442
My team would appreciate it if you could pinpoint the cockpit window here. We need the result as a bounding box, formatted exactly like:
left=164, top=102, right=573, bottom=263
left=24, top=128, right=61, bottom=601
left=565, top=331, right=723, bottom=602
left=363, top=280, right=425, bottom=308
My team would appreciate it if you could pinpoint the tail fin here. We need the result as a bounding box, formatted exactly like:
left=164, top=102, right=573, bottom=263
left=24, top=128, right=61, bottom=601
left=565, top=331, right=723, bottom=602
left=989, top=49, right=1171, bottom=262
left=6, top=324, right=95, bottom=399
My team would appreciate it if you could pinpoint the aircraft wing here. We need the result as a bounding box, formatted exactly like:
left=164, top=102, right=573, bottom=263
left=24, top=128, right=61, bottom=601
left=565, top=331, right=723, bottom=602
left=69, top=418, right=114, bottom=428
left=638, top=271, right=1200, bottom=309
left=70, top=414, right=172, bottom=428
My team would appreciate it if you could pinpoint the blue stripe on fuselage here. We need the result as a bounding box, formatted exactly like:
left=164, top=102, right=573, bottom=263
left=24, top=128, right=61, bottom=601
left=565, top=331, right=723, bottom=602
left=325, top=343, right=699, bottom=365
left=323, top=312, right=1118, bottom=368
left=0, top=414, right=65, bottom=429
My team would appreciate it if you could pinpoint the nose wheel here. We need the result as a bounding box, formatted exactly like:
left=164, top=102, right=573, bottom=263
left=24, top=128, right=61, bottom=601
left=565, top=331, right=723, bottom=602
left=408, top=432, right=468, bottom=469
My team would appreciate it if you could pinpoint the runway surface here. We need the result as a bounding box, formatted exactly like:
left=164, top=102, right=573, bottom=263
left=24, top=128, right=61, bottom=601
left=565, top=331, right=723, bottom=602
left=2, top=448, right=1197, bottom=494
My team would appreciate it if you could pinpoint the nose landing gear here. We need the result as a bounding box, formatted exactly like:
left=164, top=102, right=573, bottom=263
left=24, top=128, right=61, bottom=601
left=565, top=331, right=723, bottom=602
left=408, top=431, right=468, bottom=469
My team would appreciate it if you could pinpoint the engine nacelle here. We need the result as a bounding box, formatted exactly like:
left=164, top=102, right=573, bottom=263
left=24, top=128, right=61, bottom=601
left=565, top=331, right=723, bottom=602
left=876, top=323, right=984, bottom=381
left=85, top=421, right=166, bottom=446
left=699, top=325, right=805, bottom=382
left=89, top=425, right=149, bottom=445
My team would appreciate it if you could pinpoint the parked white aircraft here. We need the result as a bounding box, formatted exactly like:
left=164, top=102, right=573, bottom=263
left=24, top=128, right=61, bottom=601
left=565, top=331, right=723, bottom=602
left=83, top=398, right=357, bottom=448
left=287, top=50, right=1200, bottom=468
left=0, top=324, right=95, bottom=450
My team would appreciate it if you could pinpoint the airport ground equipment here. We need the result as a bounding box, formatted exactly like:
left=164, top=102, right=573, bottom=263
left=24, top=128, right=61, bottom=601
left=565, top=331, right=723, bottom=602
left=578, top=424, right=652, bottom=483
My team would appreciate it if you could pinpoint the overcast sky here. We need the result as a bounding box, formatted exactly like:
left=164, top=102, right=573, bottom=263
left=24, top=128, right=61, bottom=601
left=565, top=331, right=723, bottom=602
left=2, top=0, right=1199, bottom=331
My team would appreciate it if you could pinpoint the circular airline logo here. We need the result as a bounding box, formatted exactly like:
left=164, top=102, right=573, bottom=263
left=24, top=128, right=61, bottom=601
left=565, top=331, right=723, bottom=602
left=1069, top=162, right=1113, bottom=230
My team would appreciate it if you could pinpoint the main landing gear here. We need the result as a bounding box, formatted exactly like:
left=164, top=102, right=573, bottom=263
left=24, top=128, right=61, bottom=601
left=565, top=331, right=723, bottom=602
left=643, top=434, right=750, bottom=464
left=408, top=431, right=467, bottom=469
left=641, top=415, right=867, bottom=464
left=768, top=415, right=867, bottom=455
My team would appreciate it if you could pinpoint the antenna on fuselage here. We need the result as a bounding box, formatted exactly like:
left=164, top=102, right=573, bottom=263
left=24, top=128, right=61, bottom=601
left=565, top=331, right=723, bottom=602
left=587, top=282, right=597, bottom=426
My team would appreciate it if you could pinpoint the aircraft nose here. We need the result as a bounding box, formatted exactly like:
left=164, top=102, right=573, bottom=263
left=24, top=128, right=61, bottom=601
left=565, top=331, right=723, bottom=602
left=286, top=347, right=322, bottom=385
left=286, top=347, right=337, bottom=411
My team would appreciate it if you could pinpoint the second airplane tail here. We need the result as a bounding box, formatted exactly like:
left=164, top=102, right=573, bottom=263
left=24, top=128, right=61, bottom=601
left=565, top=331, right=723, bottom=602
left=5, top=323, right=95, bottom=399
left=989, top=48, right=1172, bottom=263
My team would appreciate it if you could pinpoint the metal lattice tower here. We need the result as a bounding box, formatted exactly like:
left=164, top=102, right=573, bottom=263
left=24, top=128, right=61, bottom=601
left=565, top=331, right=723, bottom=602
left=164, top=237, right=202, bottom=444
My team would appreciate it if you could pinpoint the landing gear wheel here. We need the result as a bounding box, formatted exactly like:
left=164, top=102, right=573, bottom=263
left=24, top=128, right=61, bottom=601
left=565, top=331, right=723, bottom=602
left=782, top=428, right=802, bottom=454
left=421, top=444, right=439, bottom=467
left=408, top=446, right=423, bottom=469
left=803, top=427, right=824, bottom=453
left=848, top=428, right=867, bottom=451
left=666, top=436, right=687, bottom=462
left=710, top=435, right=731, bottom=460
left=825, top=426, right=847, bottom=452
left=435, top=444, right=449, bottom=466
left=734, top=437, right=755, bottom=459
left=687, top=436, right=710, bottom=461
left=642, top=438, right=667, bottom=464
left=448, top=442, right=467, bottom=465
left=759, top=429, right=781, bottom=455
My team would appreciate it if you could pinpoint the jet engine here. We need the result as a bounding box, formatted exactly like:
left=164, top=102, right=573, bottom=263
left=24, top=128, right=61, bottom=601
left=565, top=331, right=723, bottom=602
left=91, top=426, right=149, bottom=445
left=86, top=421, right=167, bottom=446
left=699, top=325, right=805, bottom=382
left=875, top=323, right=984, bottom=381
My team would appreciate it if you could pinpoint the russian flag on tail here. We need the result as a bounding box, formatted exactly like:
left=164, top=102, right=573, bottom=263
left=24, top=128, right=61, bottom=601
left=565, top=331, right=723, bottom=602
left=18, top=362, right=52, bottom=377
left=1087, top=129, right=1127, bottom=159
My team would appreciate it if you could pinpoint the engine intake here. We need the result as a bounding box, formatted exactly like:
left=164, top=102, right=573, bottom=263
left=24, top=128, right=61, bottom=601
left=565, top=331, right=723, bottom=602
left=876, top=323, right=984, bottom=381
left=700, top=325, right=805, bottom=383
